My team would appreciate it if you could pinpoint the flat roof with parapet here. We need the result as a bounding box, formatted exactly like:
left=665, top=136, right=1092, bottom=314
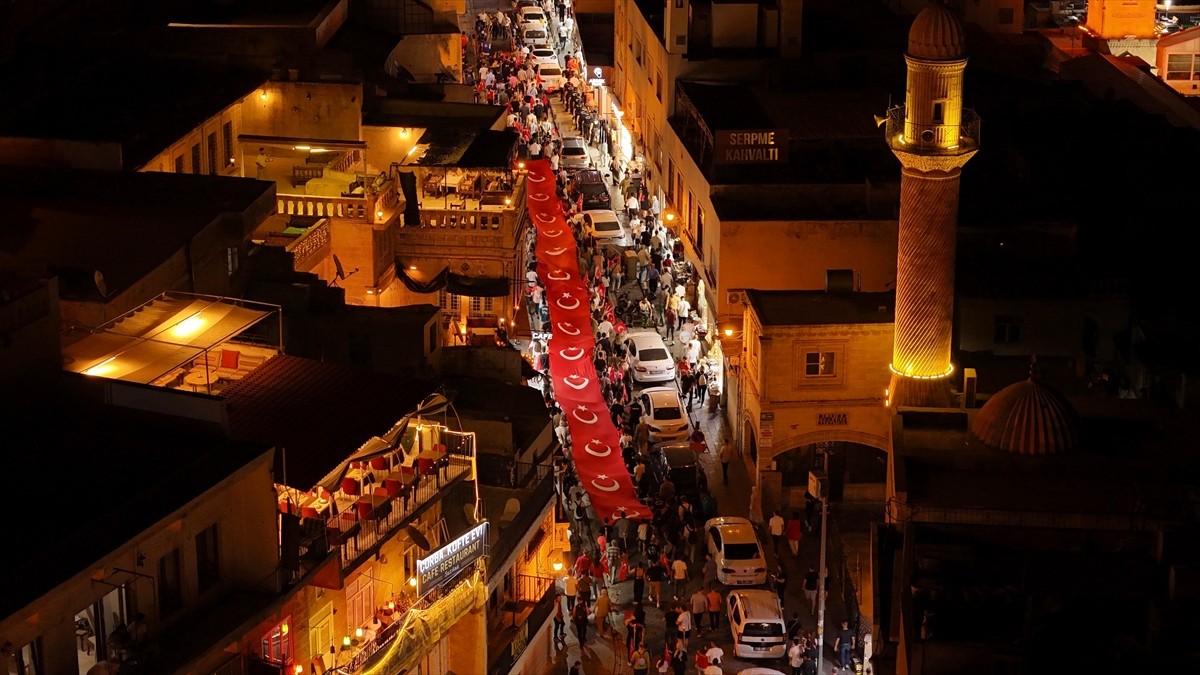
left=0, top=168, right=273, bottom=300
left=893, top=399, right=1200, bottom=519
left=747, top=290, right=894, bottom=327
left=0, top=57, right=267, bottom=171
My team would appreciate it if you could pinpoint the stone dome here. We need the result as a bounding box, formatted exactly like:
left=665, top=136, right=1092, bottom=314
left=907, top=1, right=966, bottom=61
left=971, top=378, right=1080, bottom=456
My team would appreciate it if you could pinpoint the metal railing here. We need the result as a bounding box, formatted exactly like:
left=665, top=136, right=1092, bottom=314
left=476, top=456, right=554, bottom=489
left=515, top=573, right=556, bottom=602
left=883, top=105, right=980, bottom=155
left=487, top=474, right=556, bottom=576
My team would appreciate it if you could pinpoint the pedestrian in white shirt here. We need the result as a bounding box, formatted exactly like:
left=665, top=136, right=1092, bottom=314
left=626, top=194, right=639, bottom=219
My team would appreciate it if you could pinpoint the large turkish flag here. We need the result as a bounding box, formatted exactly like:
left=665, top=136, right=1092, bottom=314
left=525, top=160, right=646, bottom=520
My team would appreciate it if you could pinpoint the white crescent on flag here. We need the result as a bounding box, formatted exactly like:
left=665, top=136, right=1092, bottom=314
left=535, top=213, right=555, bottom=223
left=542, top=229, right=565, bottom=238
left=584, top=439, right=613, bottom=457
left=572, top=405, right=599, bottom=424
left=563, top=374, right=590, bottom=390
left=546, top=270, right=571, bottom=281
left=590, top=474, right=621, bottom=492
left=530, top=192, right=550, bottom=202
left=527, top=173, right=546, bottom=182
left=546, top=247, right=568, bottom=256
left=555, top=294, right=580, bottom=310
left=559, top=346, right=585, bottom=361
left=556, top=321, right=580, bottom=335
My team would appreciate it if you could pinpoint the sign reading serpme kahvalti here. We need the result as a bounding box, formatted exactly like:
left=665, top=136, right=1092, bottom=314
left=714, top=129, right=789, bottom=164
left=417, top=521, right=489, bottom=594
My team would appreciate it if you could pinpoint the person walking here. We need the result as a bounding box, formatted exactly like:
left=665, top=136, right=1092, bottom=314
left=803, top=567, right=819, bottom=615
left=786, top=511, right=804, bottom=557
left=719, top=439, right=733, bottom=486
left=701, top=553, right=718, bottom=587
left=569, top=659, right=583, bottom=675
left=670, top=642, right=688, bottom=675
left=676, top=604, right=693, bottom=642
left=630, top=642, right=652, bottom=675
left=577, top=572, right=593, bottom=611
left=706, top=585, right=722, bottom=630
left=704, top=640, right=724, bottom=667
left=594, top=587, right=613, bottom=637
left=788, top=636, right=805, bottom=675
left=648, top=560, right=667, bottom=607
left=553, top=596, right=566, bottom=641
left=632, top=563, right=646, bottom=604
left=671, top=555, right=689, bottom=599
left=690, top=587, right=708, bottom=632
left=771, top=563, right=789, bottom=607
left=663, top=603, right=680, bottom=648
left=835, top=620, right=856, bottom=670
left=768, top=510, right=786, bottom=555
left=572, top=599, right=590, bottom=644
left=565, top=571, right=579, bottom=612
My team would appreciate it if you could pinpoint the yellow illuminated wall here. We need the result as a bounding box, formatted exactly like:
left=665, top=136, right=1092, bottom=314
left=1086, top=0, right=1156, bottom=39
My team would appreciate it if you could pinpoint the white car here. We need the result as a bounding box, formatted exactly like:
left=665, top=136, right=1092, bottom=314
left=726, top=590, right=788, bottom=659
left=520, top=24, right=550, bottom=48
left=622, top=329, right=675, bottom=384
left=530, top=47, right=558, bottom=64
left=561, top=137, right=591, bottom=171
left=583, top=209, right=629, bottom=247
left=518, top=7, right=549, bottom=25
left=537, top=63, right=565, bottom=92
left=637, top=386, right=690, bottom=443
left=705, top=516, right=768, bottom=586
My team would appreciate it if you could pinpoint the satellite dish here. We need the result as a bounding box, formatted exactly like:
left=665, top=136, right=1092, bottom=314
left=403, top=525, right=432, bottom=551
left=94, top=270, right=108, bottom=298
left=329, top=254, right=359, bottom=288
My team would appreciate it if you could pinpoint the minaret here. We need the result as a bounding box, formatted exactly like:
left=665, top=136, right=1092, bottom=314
left=884, top=0, right=978, bottom=409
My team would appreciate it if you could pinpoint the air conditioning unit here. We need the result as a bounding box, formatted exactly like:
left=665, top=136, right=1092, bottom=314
left=727, top=291, right=744, bottom=305
left=963, top=368, right=978, bottom=408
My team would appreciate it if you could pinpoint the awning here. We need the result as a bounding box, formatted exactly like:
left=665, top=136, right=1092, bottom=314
left=315, top=393, right=451, bottom=494
left=237, top=134, right=367, bottom=150
left=395, top=265, right=512, bottom=298
left=62, top=293, right=277, bottom=383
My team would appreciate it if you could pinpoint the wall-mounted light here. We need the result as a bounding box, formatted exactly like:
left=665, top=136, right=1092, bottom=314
left=518, top=161, right=527, bottom=170
left=294, top=666, right=303, bottom=675
left=724, top=328, right=734, bottom=337
left=83, top=356, right=118, bottom=377
left=399, top=128, right=410, bottom=138
left=408, top=577, right=418, bottom=587
left=354, top=628, right=364, bottom=639
left=260, top=90, right=268, bottom=101
left=341, top=636, right=351, bottom=650
left=409, top=265, right=417, bottom=271
left=552, top=561, right=563, bottom=572
left=665, top=212, right=676, bottom=223
left=593, top=67, right=602, bottom=78
left=376, top=210, right=384, bottom=220
left=504, top=197, right=512, bottom=206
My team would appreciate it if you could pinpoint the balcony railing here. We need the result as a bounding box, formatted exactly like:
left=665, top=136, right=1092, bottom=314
left=883, top=105, right=980, bottom=156
left=277, top=176, right=401, bottom=222
left=285, top=218, right=331, bottom=271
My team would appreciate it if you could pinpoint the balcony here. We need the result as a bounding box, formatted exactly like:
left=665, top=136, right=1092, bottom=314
left=395, top=173, right=527, bottom=251
left=883, top=105, right=980, bottom=157
left=277, top=174, right=401, bottom=223
left=283, top=435, right=475, bottom=573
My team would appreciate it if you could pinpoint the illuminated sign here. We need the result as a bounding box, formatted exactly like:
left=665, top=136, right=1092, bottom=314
left=416, top=522, right=489, bottom=594
left=714, top=129, right=789, bottom=165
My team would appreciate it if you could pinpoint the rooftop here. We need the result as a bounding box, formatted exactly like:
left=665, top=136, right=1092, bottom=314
left=0, top=382, right=267, bottom=619
left=747, top=290, right=894, bottom=326
left=0, top=168, right=274, bottom=301
left=223, top=354, right=439, bottom=490
left=893, top=399, right=1200, bottom=518
left=442, top=376, right=552, bottom=453
left=0, top=56, right=268, bottom=170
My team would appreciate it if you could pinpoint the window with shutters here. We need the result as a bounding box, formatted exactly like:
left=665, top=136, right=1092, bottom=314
left=191, top=143, right=201, bottom=174
left=222, top=121, right=234, bottom=167
left=805, top=351, right=836, bottom=377
left=196, top=523, right=220, bottom=592
left=158, top=548, right=183, bottom=616
left=207, top=132, right=218, bottom=174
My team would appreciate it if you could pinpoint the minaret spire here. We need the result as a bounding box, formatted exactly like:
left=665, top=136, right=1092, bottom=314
left=884, top=1, right=979, bottom=408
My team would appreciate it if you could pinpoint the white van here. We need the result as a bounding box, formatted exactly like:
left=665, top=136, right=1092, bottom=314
left=726, top=589, right=788, bottom=659
left=522, top=25, right=550, bottom=48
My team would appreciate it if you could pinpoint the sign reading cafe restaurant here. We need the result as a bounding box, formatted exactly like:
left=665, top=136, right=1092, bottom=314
left=714, top=129, right=789, bottom=165
left=416, top=522, right=489, bottom=595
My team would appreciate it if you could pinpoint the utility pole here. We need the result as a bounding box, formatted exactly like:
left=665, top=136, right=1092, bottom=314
left=809, top=451, right=830, bottom=675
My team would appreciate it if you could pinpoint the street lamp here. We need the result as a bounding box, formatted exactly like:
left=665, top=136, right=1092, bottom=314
left=809, top=457, right=831, bottom=675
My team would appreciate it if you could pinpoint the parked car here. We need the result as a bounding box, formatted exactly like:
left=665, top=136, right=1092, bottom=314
left=649, top=441, right=708, bottom=498
left=583, top=209, right=629, bottom=248
left=518, top=6, right=549, bottom=25
left=726, top=590, right=788, bottom=659
left=571, top=168, right=611, bottom=209
left=537, top=63, right=565, bottom=92
left=521, top=24, right=550, bottom=48
left=561, top=136, right=591, bottom=171
left=705, top=516, right=768, bottom=586
left=636, top=387, right=690, bottom=443
left=530, top=47, right=558, bottom=64
left=622, top=330, right=675, bottom=384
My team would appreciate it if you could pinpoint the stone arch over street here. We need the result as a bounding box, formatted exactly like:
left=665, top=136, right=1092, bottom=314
left=757, top=431, right=889, bottom=517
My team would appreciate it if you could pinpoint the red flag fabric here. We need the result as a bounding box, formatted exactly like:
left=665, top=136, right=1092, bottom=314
left=525, top=159, right=647, bottom=520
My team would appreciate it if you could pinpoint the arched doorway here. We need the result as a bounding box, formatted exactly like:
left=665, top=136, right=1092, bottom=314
left=742, top=417, right=757, bottom=466
left=772, top=441, right=886, bottom=505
